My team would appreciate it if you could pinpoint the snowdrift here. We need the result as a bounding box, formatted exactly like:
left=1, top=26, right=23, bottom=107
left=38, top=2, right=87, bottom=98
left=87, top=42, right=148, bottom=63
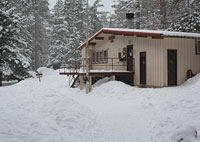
left=0, top=67, right=200, bottom=142
left=37, top=67, right=59, bottom=76
left=0, top=72, right=102, bottom=142
left=90, top=75, right=200, bottom=142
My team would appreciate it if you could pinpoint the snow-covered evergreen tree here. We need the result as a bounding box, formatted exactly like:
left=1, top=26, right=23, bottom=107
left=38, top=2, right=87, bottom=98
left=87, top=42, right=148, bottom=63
left=111, top=0, right=199, bottom=30
left=0, top=0, right=30, bottom=80
left=63, top=0, right=86, bottom=61
left=99, top=11, right=110, bottom=28
left=29, top=0, right=51, bottom=70
left=168, top=12, right=200, bottom=33
left=111, top=0, right=158, bottom=29
left=48, top=0, right=106, bottom=66
left=48, top=0, right=71, bottom=66
left=111, top=0, right=130, bottom=28
left=9, top=0, right=51, bottom=70
left=88, top=0, right=103, bottom=35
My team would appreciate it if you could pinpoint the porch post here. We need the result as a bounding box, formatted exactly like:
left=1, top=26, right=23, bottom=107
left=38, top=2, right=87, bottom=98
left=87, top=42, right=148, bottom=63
left=89, top=76, right=92, bottom=91
left=79, top=75, right=83, bottom=90
left=111, top=75, right=115, bottom=81
left=85, top=0, right=91, bottom=94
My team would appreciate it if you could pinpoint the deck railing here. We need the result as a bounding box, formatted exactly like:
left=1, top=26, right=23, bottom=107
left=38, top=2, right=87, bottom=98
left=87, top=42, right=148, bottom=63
left=59, top=58, right=134, bottom=73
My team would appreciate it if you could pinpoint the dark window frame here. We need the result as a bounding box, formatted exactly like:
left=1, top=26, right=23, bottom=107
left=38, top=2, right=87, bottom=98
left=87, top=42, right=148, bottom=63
left=196, top=39, right=200, bottom=55
left=92, top=50, right=108, bottom=64
left=93, top=53, right=96, bottom=62
left=100, top=51, right=103, bottom=62
left=103, top=50, right=108, bottom=62
left=96, top=52, right=99, bottom=62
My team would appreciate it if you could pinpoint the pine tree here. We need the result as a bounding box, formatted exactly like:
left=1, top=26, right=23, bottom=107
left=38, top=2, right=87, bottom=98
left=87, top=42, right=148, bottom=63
left=111, top=0, right=153, bottom=29
left=88, top=0, right=103, bottom=36
left=111, top=0, right=130, bottom=28
left=0, top=0, right=30, bottom=80
left=168, top=12, right=200, bottom=33
left=48, top=0, right=106, bottom=66
left=9, top=0, right=51, bottom=70
left=63, top=0, right=85, bottom=61
left=111, top=0, right=198, bottom=30
left=191, top=0, right=200, bottom=12
left=99, top=11, right=110, bottom=28
left=49, top=0, right=70, bottom=67
left=29, top=0, right=51, bottom=70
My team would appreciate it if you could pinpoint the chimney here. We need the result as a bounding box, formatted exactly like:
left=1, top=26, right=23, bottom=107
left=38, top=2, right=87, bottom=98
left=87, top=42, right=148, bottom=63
left=126, top=13, right=134, bottom=29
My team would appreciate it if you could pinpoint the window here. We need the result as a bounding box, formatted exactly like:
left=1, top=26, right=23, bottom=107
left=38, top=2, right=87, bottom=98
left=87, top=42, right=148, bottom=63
left=93, top=50, right=108, bottom=63
left=196, top=39, right=200, bottom=54
left=93, top=53, right=95, bottom=62
left=100, top=51, right=103, bottom=62
left=96, top=52, right=99, bottom=62
left=103, top=51, right=108, bottom=62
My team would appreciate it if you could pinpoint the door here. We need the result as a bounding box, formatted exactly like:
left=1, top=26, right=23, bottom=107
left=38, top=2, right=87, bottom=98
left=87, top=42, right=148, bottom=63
left=168, top=50, right=177, bottom=86
left=127, top=45, right=133, bottom=71
left=140, top=52, right=146, bottom=85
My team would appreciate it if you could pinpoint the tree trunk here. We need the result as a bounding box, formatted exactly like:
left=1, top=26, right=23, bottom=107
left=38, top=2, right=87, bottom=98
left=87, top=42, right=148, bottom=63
left=160, top=0, right=167, bottom=29
left=0, top=71, right=2, bottom=87
left=33, top=0, right=41, bottom=70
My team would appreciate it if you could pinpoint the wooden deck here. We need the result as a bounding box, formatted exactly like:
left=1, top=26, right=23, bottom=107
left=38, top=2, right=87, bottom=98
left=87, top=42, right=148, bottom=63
left=60, top=70, right=134, bottom=88
left=59, top=71, right=134, bottom=76
left=59, top=58, right=135, bottom=88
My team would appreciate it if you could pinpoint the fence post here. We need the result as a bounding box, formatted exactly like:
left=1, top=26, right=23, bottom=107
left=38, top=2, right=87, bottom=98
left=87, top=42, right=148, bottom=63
left=0, top=71, right=2, bottom=87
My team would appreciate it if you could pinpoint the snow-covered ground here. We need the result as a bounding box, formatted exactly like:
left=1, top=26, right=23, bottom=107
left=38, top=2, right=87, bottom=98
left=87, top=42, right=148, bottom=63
left=0, top=67, right=200, bottom=142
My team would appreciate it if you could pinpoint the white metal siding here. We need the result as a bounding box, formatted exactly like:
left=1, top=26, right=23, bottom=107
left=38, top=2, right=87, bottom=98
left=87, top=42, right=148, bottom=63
left=163, top=38, right=200, bottom=86
left=81, top=34, right=200, bottom=87
left=91, top=35, right=133, bottom=71
left=134, top=37, right=165, bottom=87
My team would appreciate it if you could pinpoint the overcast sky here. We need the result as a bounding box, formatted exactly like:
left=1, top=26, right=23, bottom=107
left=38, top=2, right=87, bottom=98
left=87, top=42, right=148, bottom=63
left=49, top=0, right=114, bottom=13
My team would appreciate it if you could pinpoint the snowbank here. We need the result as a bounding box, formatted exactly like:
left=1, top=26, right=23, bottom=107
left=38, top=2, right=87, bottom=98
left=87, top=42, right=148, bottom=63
left=89, top=75, right=200, bottom=142
left=181, top=74, right=200, bottom=87
left=37, top=67, right=58, bottom=76
left=93, top=77, right=110, bottom=88
left=0, top=68, right=200, bottom=142
left=28, top=71, right=37, bottom=78
left=172, top=126, right=198, bottom=142
left=92, top=80, right=136, bottom=98
left=0, top=76, right=102, bottom=142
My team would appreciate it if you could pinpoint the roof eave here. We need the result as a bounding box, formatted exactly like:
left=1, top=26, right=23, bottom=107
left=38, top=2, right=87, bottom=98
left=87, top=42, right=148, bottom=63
left=77, top=29, right=104, bottom=50
left=102, top=29, right=162, bottom=38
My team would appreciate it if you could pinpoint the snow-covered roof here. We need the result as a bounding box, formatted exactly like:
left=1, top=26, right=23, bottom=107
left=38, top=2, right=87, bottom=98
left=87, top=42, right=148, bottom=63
left=78, top=28, right=200, bottom=50
left=103, top=28, right=200, bottom=38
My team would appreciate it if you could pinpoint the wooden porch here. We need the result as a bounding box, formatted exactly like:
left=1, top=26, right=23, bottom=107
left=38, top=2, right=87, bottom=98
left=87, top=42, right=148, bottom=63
left=59, top=58, right=135, bottom=88
left=59, top=71, right=134, bottom=76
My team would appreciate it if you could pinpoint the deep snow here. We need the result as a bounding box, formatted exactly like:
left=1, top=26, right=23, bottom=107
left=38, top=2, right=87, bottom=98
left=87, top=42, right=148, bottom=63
left=0, top=68, right=200, bottom=142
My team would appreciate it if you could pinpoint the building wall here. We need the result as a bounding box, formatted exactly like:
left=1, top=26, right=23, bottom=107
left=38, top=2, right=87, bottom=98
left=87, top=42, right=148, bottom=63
left=163, top=38, right=200, bottom=86
left=86, top=35, right=134, bottom=71
left=81, top=35, right=200, bottom=87
left=134, top=37, right=165, bottom=87
left=81, top=35, right=166, bottom=86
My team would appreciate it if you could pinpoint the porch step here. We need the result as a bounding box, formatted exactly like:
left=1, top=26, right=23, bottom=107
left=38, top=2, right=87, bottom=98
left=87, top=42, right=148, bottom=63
left=70, top=75, right=80, bottom=88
